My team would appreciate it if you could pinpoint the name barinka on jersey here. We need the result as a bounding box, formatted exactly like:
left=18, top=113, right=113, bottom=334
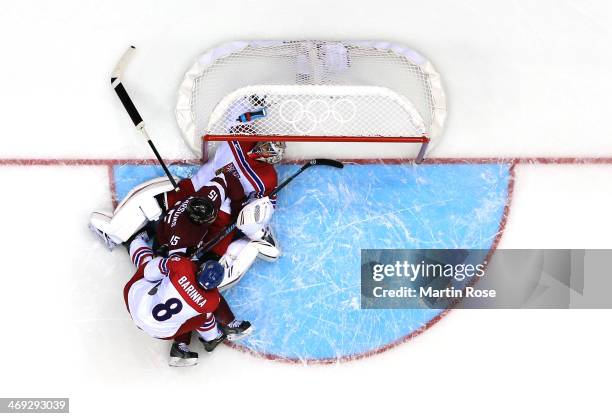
left=176, top=275, right=208, bottom=307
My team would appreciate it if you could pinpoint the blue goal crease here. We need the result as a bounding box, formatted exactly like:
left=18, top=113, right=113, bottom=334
left=113, top=162, right=511, bottom=361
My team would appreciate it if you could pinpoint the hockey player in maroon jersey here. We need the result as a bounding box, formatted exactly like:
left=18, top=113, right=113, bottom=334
left=155, top=170, right=246, bottom=257
left=124, top=230, right=242, bottom=367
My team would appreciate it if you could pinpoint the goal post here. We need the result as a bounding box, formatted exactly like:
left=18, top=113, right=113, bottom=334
left=176, top=40, right=446, bottom=163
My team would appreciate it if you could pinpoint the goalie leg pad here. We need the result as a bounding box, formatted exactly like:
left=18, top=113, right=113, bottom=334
left=252, top=239, right=280, bottom=262
left=218, top=238, right=260, bottom=290
left=236, top=196, right=275, bottom=240
left=115, top=176, right=176, bottom=221
left=88, top=177, right=175, bottom=245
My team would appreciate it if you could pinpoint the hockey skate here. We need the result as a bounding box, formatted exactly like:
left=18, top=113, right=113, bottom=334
left=89, top=211, right=120, bottom=250
left=168, top=342, right=198, bottom=367
left=261, top=225, right=279, bottom=248
left=199, top=331, right=227, bottom=352
left=255, top=226, right=281, bottom=262
left=124, top=224, right=154, bottom=250
left=222, top=320, right=253, bottom=342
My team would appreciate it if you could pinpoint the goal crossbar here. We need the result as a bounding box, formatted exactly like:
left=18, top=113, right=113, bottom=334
left=203, top=134, right=430, bottom=163
left=203, top=135, right=429, bottom=143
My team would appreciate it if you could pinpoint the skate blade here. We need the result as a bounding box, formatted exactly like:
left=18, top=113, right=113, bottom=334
left=226, top=327, right=254, bottom=342
left=168, top=357, right=198, bottom=367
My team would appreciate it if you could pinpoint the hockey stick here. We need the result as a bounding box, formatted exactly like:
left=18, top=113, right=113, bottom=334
left=270, top=158, right=343, bottom=196
left=196, top=158, right=344, bottom=257
left=111, top=46, right=179, bottom=191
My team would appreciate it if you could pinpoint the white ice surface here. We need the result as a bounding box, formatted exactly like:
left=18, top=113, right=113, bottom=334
left=501, top=164, right=612, bottom=248
left=1, top=1, right=612, bottom=418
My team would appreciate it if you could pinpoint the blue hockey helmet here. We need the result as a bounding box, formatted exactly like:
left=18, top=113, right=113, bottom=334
left=197, top=260, right=225, bottom=290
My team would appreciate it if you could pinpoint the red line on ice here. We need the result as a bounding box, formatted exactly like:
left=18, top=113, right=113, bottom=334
left=1, top=156, right=612, bottom=166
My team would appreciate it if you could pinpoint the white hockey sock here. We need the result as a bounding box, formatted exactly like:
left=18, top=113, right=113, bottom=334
left=129, top=237, right=153, bottom=268
left=197, top=314, right=221, bottom=342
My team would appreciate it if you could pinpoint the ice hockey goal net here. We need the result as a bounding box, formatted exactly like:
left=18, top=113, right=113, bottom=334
left=176, top=40, right=446, bottom=163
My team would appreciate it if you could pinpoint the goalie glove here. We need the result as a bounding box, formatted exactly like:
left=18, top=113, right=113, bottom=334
left=236, top=196, right=275, bottom=240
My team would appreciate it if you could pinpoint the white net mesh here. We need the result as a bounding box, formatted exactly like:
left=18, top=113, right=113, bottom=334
left=176, top=40, right=446, bottom=160
left=207, top=85, right=426, bottom=138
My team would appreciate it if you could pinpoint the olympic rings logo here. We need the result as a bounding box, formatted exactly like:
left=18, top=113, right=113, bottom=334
left=278, top=98, right=357, bottom=134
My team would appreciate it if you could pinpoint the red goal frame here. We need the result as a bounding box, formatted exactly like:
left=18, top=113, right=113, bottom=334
left=203, top=134, right=431, bottom=163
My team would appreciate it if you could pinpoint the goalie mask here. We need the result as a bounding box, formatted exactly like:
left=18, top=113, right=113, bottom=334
left=186, top=197, right=217, bottom=225
left=247, top=141, right=286, bottom=164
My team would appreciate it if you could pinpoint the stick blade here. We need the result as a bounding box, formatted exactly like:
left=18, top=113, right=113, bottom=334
left=311, top=158, right=344, bottom=169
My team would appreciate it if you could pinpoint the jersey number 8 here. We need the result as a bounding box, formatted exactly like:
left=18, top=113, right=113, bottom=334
left=152, top=298, right=183, bottom=322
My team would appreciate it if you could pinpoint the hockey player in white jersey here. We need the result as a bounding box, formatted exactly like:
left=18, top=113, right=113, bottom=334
left=124, top=231, right=248, bottom=367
